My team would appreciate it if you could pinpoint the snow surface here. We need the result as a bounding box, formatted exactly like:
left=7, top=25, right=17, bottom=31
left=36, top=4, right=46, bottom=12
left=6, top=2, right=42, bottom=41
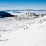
left=0, top=12, right=46, bottom=46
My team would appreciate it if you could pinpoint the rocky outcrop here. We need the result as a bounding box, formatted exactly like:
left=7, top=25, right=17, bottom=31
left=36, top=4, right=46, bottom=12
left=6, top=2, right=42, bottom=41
left=0, top=11, right=14, bottom=18
left=18, top=12, right=36, bottom=20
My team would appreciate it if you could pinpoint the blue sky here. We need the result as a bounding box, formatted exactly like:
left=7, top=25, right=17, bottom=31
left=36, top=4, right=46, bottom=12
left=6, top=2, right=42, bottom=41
left=0, top=0, right=46, bottom=10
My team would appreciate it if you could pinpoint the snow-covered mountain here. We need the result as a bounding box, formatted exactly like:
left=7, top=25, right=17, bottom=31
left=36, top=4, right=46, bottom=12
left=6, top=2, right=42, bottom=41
left=0, top=14, right=46, bottom=46
left=0, top=11, right=46, bottom=46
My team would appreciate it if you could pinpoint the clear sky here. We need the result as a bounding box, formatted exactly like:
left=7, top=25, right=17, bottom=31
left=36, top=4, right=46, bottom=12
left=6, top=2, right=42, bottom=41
left=0, top=0, right=46, bottom=10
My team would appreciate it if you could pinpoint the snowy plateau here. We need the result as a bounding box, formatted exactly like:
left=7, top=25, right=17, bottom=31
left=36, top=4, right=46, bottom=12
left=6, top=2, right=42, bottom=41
left=0, top=11, right=46, bottom=46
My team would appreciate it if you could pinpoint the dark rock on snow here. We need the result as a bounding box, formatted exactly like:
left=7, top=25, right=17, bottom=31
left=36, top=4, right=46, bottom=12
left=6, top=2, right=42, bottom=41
left=0, top=11, right=14, bottom=18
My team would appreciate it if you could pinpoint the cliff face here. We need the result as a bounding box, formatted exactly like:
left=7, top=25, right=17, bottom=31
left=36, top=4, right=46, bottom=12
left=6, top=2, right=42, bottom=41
left=0, top=11, right=14, bottom=18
